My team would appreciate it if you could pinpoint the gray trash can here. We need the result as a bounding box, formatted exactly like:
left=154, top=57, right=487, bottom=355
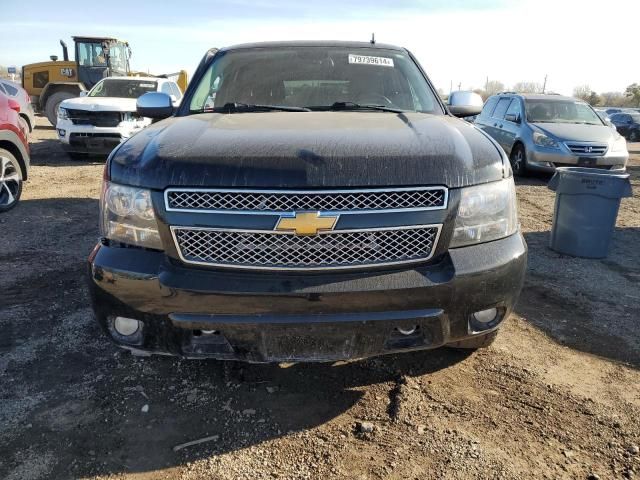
left=547, top=167, right=633, bottom=258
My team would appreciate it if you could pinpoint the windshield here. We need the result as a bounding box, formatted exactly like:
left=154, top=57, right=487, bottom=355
left=526, top=100, right=603, bottom=125
left=88, top=79, right=158, bottom=98
left=189, top=47, right=441, bottom=114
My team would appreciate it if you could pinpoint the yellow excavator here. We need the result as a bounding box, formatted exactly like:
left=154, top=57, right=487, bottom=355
left=22, top=36, right=188, bottom=125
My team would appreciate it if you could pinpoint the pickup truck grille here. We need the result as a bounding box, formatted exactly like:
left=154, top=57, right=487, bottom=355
left=67, top=109, right=122, bottom=128
left=565, top=143, right=608, bottom=156
left=171, top=226, right=440, bottom=270
left=166, top=187, right=447, bottom=213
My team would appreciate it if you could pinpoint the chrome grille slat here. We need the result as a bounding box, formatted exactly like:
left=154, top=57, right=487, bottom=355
left=565, top=142, right=608, bottom=156
left=166, top=187, right=447, bottom=213
left=172, top=226, right=441, bottom=270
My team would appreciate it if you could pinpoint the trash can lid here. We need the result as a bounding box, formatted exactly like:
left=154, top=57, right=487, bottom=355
left=548, top=167, right=633, bottom=198
left=554, top=166, right=630, bottom=179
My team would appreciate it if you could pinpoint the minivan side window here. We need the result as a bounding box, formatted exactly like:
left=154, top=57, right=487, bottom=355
left=505, top=99, right=521, bottom=121
left=479, top=96, right=499, bottom=118
left=492, top=98, right=512, bottom=120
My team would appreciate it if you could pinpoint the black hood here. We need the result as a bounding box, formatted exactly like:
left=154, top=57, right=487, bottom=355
left=109, top=111, right=505, bottom=190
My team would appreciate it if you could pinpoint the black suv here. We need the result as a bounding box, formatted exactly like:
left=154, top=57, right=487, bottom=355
left=88, top=41, right=526, bottom=362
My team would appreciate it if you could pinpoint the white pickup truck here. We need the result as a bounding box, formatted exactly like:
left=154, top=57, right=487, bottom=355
left=56, top=76, right=181, bottom=158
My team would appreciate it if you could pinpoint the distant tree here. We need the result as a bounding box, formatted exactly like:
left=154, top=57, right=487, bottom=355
left=625, top=83, right=640, bottom=107
left=601, top=91, right=628, bottom=107
left=485, top=80, right=505, bottom=97
left=587, top=91, right=601, bottom=106
left=512, top=81, right=543, bottom=94
left=573, top=85, right=592, bottom=102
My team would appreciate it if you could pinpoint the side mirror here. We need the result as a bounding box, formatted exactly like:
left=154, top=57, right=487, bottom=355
left=79, top=91, right=88, bottom=97
left=505, top=113, right=520, bottom=123
left=448, top=91, right=484, bottom=118
left=7, top=98, right=20, bottom=113
left=136, top=92, right=174, bottom=119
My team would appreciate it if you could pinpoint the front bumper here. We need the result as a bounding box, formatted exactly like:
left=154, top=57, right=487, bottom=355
left=56, top=120, right=141, bottom=155
left=527, top=146, right=628, bottom=172
left=88, top=232, right=527, bottom=362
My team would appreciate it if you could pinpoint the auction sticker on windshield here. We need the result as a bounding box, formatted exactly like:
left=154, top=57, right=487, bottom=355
left=348, top=54, right=394, bottom=67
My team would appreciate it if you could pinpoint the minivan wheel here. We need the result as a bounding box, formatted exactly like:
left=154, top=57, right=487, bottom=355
left=510, top=144, right=527, bottom=176
left=0, top=149, right=23, bottom=212
left=630, top=130, right=639, bottom=142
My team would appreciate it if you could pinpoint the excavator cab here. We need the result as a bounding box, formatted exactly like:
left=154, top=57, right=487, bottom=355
left=73, top=36, right=131, bottom=86
left=22, top=36, right=132, bottom=125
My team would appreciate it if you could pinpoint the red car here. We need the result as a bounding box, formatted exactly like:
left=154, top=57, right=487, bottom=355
left=0, top=92, right=29, bottom=211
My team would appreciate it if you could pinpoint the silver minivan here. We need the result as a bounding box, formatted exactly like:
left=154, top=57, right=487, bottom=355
left=475, top=93, right=629, bottom=175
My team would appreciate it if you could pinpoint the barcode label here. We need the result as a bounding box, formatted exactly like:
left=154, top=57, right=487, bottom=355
left=348, top=54, right=394, bottom=67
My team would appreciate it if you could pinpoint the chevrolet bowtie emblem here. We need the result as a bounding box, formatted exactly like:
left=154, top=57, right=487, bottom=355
left=275, top=212, right=338, bottom=236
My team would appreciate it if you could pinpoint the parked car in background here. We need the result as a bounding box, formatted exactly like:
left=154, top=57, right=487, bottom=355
left=56, top=76, right=182, bottom=158
left=474, top=93, right=628, bottom=175
left=605, top=108, right=623, bottom=116
left=594, top=109, right=617, bottom=130
left=0, top=93, right=30, bottom=212
left=87, top=41, right=527, bottom=362
left=0, top=79, right=36, bottom=137
left=610, top=112, right=640, bottom=141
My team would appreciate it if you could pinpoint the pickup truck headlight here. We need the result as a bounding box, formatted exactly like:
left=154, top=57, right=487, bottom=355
left=100, top=182, right=163, bottom=250
left=532, top=131, right=559, bottom=149
left=450, top=178, right=518, bottom=248
left=57, top=106, right=68, bottom=120
left=122, top=112, right=142, bottom=122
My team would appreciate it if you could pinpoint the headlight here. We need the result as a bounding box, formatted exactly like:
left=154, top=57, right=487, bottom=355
left=611, top=135, right=628, bottom=153
left=100, top=182, right=163, bottom=250
left=122, top=112, right=142, bottom=122
left=450, top=178, right=518, bottom=248
left=57, top=106, right=68, bottom=120
left=532, top=131, right=559, bottom=149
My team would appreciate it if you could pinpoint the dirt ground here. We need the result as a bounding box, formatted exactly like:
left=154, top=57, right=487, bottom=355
left=1, top=116, right=639, bottom=480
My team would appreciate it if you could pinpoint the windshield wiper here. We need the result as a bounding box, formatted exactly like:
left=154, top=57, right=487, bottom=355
left=212, top=102, right=311, bottom=113
left=309, top=101, right=405, bottom=114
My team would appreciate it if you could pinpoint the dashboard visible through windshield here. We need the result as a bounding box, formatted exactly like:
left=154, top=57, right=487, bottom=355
left=89, top=79, right=158, bottom=99
left=526, top=100, right=603, bottom=125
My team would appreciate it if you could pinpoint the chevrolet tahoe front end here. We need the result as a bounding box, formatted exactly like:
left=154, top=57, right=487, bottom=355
left=87, top=42, right=527, bottom=363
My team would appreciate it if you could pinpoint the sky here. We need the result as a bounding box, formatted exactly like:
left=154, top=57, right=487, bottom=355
left=1, top=0, right=638, bottom=96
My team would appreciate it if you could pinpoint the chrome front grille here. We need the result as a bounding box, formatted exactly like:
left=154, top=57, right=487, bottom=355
left=171, top=226, right=441, bottom=270
left=166, top=187, right=447, bottom=213
left=565, top=143, right=608, bottom=156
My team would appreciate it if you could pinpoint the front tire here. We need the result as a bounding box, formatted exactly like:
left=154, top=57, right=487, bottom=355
left=510, top=144, right=527, bottom=176
left=45, top=91, right=76, bottom=127
left=630, top=130, right=639, bottom=142
left=0, top=149, right=23, bottom=212
left=447, top=330, right=498, bottom=350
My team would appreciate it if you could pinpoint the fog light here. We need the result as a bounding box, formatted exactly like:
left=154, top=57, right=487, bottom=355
left=114, top=316, right=141, bottom=336
left=473, top=308, right=498, bottom=324
left=58, top=129, right=66, bottom=137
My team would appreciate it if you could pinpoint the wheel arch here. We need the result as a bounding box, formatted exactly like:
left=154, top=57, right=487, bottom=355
left=0, top=139, right=28, bottom=181
left=19, top=113, right=32, bottom=132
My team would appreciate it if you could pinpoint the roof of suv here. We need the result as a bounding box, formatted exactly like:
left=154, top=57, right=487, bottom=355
left=221, top=40, right=406, bottom=52
left=502, top=93, right=579, bottom=102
